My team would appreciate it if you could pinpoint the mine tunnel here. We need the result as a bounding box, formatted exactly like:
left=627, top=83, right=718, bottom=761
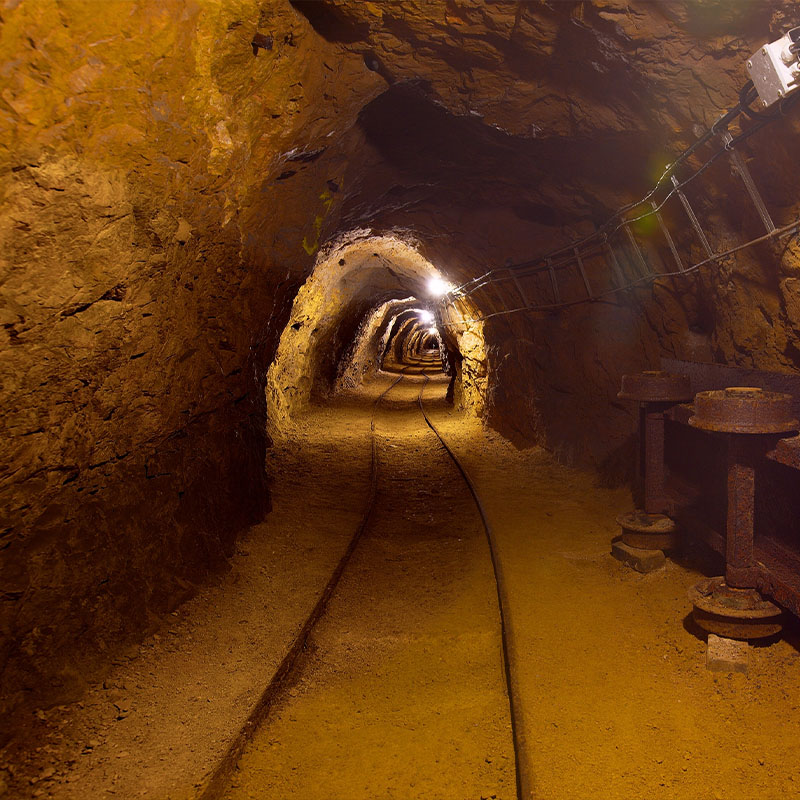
left=6, top=1, right=800, bottom=798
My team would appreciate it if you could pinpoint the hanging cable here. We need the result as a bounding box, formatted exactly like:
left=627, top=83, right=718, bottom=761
left=442, top=218, right=800, bottom=326
left=449, top=78, right=799, bottom=303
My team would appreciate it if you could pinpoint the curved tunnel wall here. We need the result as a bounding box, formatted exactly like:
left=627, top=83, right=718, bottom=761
left=3, top=0, right=800, bottom=722
left=383, top=311, right=444, bottom=370
left=265, top=233, right=476, bottom=430
left=336, top=297, right=417, bottom=390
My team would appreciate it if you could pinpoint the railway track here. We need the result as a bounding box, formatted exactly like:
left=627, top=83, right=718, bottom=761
left=202, top=369, right=529, bottom=799
left=417, top=373, right=530, bottom=800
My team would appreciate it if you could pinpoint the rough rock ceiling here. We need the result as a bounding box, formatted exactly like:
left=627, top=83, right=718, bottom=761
left=285, top=0, right=798, bottom=278
left=3, top=0, right=800, bottom=729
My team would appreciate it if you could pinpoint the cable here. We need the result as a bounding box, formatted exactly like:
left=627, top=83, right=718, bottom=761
left=455, top=115, right=771, bottom=296
left=443, top=217, right=800, bottom=325
left=449, top=77, right=798, bottom=302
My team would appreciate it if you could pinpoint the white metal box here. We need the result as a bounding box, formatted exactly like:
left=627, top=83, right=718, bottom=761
left=747, top=28, right=800, bottom=107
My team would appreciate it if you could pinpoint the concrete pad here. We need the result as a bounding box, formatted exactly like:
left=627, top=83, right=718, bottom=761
left=611, top=540, right=666, bottom=573
left=707, top=633, right=749, bottom=675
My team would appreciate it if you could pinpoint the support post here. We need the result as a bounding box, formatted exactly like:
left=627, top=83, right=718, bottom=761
left=671, top=175, right=715, bottom=259
left=725, top=437, right=758, bottom=589
left=643, top=404, right=668, bottom=514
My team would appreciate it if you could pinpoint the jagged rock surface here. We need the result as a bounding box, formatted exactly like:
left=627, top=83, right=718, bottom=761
left=2, top=0, right=800, bottom=723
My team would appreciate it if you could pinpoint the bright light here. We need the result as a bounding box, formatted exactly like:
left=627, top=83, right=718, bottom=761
left=418, top=309, right=434, bottom=324
left=428, top=327, right=438, bottom=336
left=427, top=276, right=451, bottom=297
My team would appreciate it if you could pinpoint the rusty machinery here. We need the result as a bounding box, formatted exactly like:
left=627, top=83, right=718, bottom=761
left=687, top=388, right=798, bottom=639
left=617, top=371, right=800, bottom=641
left=616, top=371, right=693, bottom=554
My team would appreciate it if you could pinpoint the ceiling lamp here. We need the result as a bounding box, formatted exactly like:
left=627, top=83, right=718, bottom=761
left=427, top=276, right=452, bottom=297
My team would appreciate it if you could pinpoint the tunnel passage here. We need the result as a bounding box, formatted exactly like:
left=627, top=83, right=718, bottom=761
left=266, top=233, right=482, bottom=431
left=4, top=2, right=800, bottom=796
left=380, top=306, right=445, bottom=373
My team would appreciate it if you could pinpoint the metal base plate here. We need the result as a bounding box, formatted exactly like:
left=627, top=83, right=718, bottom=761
left=617, top=510, right=677, bottom=551
left=689, top=576, right=783, bottom=640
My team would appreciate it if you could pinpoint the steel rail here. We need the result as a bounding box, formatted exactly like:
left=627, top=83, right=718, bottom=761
left=417, top=375, right=532, bottom=800
left=197, top=373, right=405, bottom=800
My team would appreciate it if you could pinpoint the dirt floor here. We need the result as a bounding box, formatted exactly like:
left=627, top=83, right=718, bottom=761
left=5, top=369, right=800, bottom=799
left=225, top=374, right=514, bottom=800
left=0, top=379, right=389, bottom=799
left=426, top=392, right=800, bottom=800
left=227, top=369, right=800, bottom=800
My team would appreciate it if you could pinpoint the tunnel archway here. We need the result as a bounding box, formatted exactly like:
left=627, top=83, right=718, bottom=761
left=6, top=2, right=800, bottom=797
left=266, top=231, right=483, bottom=431
left=380, top=306, right=445, bottom=374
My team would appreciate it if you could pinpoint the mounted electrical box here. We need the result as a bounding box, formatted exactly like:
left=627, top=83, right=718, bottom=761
left=747, top=27, right=800, bottom=107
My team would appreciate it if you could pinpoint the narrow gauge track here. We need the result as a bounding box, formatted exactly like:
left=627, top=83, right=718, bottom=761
left=417, top=373, right=530, bottom=800
left=199, top=374, right=403, bottom=800
left=205, top=369, right=528, bottom=799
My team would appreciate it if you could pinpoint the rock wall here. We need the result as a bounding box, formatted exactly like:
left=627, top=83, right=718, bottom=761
left=4, top=0, right=800, bottom=723
left=0, top=0, right=378, bottom=724
left=266, top=235, right=448, bottom=430
left=321, top=0, right=800, bottom=472
left=336, top=298, right=417, bottom=390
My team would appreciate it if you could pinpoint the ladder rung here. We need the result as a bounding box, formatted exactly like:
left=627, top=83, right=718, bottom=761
left=720, top=130, right=776, bottom=234
left=604, top=239, right=627, bottom=289
left=507, top=268, right=530, bottom=309
left=573, top=247, right=594, bottom=300
left=624, top=224, right=652, bottom=279
left=546, top=258, right=561, bottom=304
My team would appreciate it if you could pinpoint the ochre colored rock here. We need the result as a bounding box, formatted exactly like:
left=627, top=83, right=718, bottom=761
left=3, top=0, right=800, bottom=728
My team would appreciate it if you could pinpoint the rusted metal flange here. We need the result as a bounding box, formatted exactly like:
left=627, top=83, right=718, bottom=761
left=616, top=510, right=677, bottom=550
left=689, top=576, right=783, bottom=640
left=618, top=370, right=693, bottom=403
left=689, top=387, right=799, bottom=434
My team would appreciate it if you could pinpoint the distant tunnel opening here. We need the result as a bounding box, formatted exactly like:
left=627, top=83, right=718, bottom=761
left=266, top=232, right=485, bottom=433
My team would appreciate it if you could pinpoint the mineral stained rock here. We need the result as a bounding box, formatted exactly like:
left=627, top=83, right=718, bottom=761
left=2, top=0, right=800, bottom=723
